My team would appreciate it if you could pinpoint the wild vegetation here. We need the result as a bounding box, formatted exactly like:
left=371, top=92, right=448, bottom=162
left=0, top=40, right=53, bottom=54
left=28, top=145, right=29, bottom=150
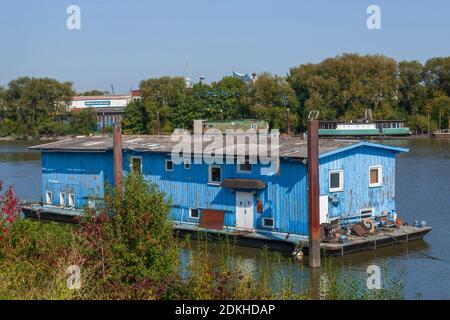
left=0, top=178, right=404, bottom=300
left=1, top=54, right=449, bottom=138
left=0, top=77, right=96, bottom=138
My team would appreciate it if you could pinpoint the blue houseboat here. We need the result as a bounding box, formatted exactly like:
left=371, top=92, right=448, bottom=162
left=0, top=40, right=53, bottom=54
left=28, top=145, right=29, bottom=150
left=23, top=134, right=431, bottom=255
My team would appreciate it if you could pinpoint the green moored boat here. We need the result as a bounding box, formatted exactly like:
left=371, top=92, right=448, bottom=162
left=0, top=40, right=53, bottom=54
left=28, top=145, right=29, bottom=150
left=319, top=120, right=411, bottom=137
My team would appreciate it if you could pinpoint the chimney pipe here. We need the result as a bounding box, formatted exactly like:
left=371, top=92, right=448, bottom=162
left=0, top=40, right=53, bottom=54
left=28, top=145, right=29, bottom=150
left=113, top=123, right=123, bottom=190
left=307, top=115, right=321, bottom=268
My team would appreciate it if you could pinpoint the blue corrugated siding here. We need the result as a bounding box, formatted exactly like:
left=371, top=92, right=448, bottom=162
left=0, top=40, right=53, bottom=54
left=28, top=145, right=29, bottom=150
left=319, top=145, right=396, bottom=219
left=41, top=152, right=114, bottom=208
left=122, top=151, right=308, bottom=235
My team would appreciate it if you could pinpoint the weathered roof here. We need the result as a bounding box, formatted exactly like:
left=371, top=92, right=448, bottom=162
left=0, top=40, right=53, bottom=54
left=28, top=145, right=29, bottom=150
left=30, top=135, right=407, bottom=159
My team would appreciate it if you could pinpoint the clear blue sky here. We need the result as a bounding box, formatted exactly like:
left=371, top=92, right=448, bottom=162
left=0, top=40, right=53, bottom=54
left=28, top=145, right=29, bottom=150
left=0, top=0, right=449, bottom=93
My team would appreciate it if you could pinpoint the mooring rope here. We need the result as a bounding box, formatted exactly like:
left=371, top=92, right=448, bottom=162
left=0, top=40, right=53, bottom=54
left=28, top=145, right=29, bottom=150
left=387, top=234, right=449, bottom=263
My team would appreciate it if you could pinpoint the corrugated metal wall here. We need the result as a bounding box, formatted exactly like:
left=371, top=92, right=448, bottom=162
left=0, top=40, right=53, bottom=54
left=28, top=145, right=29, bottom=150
left=319, top=145, right=396, bottom=219
left=40, top=144, right=398, bottom=237
left=122, top=151, right=308, bottom=235
left=41, top=152, right=114, bottom=208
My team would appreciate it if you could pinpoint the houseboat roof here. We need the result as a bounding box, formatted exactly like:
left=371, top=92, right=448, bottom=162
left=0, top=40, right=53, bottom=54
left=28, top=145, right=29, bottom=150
left=30, top=135, right=408, bottom=159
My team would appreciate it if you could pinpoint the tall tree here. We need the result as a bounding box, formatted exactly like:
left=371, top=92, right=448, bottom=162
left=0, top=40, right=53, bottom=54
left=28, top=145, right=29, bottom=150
left=0, top=87, right=5, bottom=125
left=79, top=90, right=109, bottom=96
left=3, top=77, right=74, bottom=137
left=424, top=57, right=450, bottom=97
left=70, top=108, right=98, bottom=135
left=248, top=72, right=299, bottom=132
left=429, top=94, right=450, bottom=130
left=139, top=77, right=187, bottom=133
left=288, top=54, right=399, bottom=123
left=164, top=76, right=251, bottom=131
left=122, top=99, right=150, bottom=134
left=398, top=60, right=428, bottom=116
left=140, top=76, right=187, bottom=107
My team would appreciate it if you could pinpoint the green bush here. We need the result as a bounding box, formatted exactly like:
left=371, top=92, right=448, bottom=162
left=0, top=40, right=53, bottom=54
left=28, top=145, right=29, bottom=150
left=0, top=176, right=406, bottom=300
left=0, top=219, right=76, bottom=299
left=73, top=174, right=180, bottom=299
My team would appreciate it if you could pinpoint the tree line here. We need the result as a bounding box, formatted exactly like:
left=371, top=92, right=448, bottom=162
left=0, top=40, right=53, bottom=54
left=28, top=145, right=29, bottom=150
left=124, top=54, right=450, bottom=134
left=1, top=54, right=449, bottom=138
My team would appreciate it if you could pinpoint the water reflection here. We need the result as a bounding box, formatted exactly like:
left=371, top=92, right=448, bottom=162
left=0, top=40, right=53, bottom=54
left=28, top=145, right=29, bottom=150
left=0, top=140, right=42, bottom=202
left=1, top=138, right=450, bottom=299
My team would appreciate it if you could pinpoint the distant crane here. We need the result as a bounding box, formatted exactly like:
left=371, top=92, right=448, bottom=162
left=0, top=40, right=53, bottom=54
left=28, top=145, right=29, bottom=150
left=110, top=84, right=116, bottom=95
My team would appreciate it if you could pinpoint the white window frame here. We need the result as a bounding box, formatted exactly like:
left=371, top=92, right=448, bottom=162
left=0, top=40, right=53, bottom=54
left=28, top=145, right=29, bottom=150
left=262, top=217, right=275, bottom=228
left=369, top=165, right=383, bottom=188
left=45, top=191, right=53, bottom=205
left=208, top=165, right=222, bottom=184
left=329, top=169, right=344, bottom=192
left=68, top=193, right=75, bottom=207
left=59, top=192, right=66, bottom=207
left=237, top=161, right=252, bottom=174
left=165, top=159, right=174, bottom=172
left=130, top=156, right=143, bottom=175
left=189, top=208, right=200, bottom=219
left=184, top=159, right=191, bottom=170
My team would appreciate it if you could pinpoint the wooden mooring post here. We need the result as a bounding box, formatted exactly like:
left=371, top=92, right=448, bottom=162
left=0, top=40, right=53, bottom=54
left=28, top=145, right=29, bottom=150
left=307, top=112, right=321, bottom=268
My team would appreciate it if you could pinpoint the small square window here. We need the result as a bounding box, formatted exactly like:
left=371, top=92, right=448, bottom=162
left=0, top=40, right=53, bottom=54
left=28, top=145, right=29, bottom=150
left=369, top=165, right=382, bottom=187
left=238, top=160, right=252, bottom=173
left=68, top=193, right=75, bottom=207
left=189, top=208, right=200, bottom=219
left=166, top=160, right=174, bottom=171
left=209, top=165, right=222, bottom=184
left=45, top=191, right=52, bottom=205
left=131, top=157, right=142, bottom=175
left=60, top=192, right=66, bottom=206
left=329, top=170, right=344, bottom=192
left=184, top=159, right=191, bottom=170
left=263, top=218, right=275, bottom=228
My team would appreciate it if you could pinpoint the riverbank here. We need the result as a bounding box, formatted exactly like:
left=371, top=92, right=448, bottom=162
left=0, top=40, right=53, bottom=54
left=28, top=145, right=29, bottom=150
left=0, top=133, right=441, bottom=142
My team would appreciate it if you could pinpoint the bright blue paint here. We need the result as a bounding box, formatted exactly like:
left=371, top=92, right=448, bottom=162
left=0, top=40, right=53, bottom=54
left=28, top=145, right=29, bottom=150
left=319, top=141, right=409, bottom=159
left=39, top=143, right=405, bottom=237
left=41, top=152, right=113, bottom=207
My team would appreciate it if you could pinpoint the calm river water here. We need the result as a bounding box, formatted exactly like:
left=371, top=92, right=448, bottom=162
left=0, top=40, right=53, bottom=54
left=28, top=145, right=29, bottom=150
left=0, top=138, right=449, bottom=299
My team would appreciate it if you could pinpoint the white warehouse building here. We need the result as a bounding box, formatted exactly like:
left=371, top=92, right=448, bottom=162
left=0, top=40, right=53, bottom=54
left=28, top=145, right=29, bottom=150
left=70, top=91, right=141, bottom=129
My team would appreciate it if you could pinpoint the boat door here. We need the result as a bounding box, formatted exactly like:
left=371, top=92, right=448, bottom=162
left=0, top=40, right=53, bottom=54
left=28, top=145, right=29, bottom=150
left=320, top=195, right=329, bottom=224
left=236, top=191, right=254, bottom=230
